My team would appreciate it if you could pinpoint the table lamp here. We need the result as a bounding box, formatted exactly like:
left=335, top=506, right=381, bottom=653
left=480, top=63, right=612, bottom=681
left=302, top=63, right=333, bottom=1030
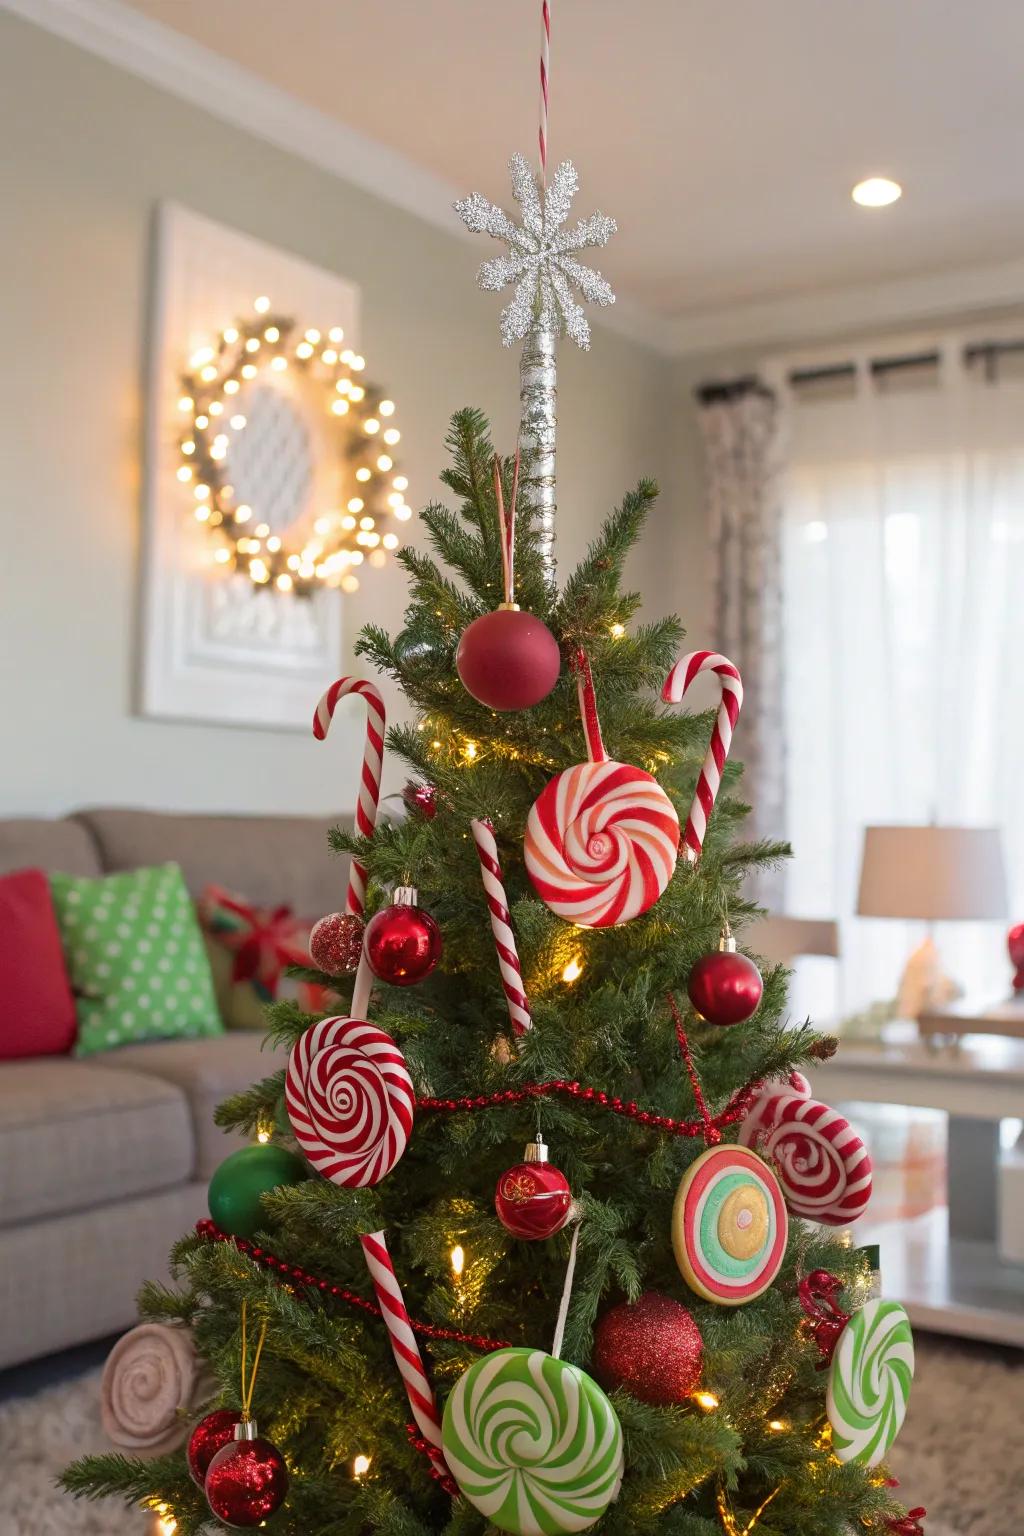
left=856, top=825, right=1008, bottom=1019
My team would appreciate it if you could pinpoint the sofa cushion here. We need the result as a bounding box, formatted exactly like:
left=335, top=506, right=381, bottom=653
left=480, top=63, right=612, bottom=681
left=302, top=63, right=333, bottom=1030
left=74, top=807, right=352, bottom=917
left=50, top=864, right=224, bottom=1057
left=0, top=817, right=102, bottom=879
left=93, top=1033, right=288, bottom=1179
left=0, top=868, right=77, bottom=1059
left=0, top=1059, right=193, bottom=1228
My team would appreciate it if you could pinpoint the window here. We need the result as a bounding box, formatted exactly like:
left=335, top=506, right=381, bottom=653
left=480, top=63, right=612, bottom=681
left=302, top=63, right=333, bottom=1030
left=779, top=346, right=1024, bottom=1014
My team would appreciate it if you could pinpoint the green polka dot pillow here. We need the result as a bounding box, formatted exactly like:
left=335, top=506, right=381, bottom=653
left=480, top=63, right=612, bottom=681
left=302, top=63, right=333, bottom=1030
left=50, top=864, right=224, bottom=1056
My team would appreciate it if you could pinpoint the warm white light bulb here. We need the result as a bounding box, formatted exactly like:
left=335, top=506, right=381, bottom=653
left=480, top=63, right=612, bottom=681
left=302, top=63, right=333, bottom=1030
left=253, top=295, right=271, bottom=313
left=383, top=428, right=400, bottom=445
left=356, top=467, right=371, bottom=482
left=353, top=1454, right=371, bottom=1479
left=852, top=176, right=902, bottom=208
left=329, top=326, right=345, bottom=343
left=450, top=1245, right=465, bottom=1278
left=378, top=399, right=395, bottom=416
left=562, top=956, right=583, bottom=984
left=393, top=475, right=408, bottom=491
left=382, top=532, right=399, bottom=550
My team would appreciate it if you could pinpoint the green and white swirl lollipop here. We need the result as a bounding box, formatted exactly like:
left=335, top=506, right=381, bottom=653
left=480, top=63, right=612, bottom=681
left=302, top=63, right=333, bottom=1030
left=826, top=1297, right=914, bottom=1467
left=442, top=1346, right=624, bottom=1536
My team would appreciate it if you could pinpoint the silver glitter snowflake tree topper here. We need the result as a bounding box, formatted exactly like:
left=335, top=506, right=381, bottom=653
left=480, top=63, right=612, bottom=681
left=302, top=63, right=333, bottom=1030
left=455, top=153, right=617, bottom=350
left=455, top=154, right=617, bottom=590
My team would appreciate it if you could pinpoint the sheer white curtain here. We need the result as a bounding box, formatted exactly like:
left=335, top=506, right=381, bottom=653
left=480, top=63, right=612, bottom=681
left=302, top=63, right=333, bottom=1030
left=778, top=342, right=1024, bottom=1015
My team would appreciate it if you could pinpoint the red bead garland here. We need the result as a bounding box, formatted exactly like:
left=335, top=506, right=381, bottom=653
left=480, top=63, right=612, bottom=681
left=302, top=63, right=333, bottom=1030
left=405, top=1423, right=459, bottom=1496
left=415, top=1075, right=761, bottom=1139
left=194, top=1220, right=510, bottom=1353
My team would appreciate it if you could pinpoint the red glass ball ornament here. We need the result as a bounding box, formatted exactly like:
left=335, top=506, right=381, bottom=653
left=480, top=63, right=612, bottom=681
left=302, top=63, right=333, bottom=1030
left=205, top=1424, right=288, bottom=1529
left=687, top=939, right=763, bottom=1027
left=494, top=1138, right=572, bottom=1240
left=403, top=780, right=438, bottom=820
left=592, top=1291, right=703, bottom=1405
left=1009, top=921, right=1024, bottom=992
left=364, top=888, right=442, bottom=986
left=456, top=606, right=561, bottom=712
left=187, top=1408, right=244, bottom=1486
left=309, top=912, right=364, bottom=976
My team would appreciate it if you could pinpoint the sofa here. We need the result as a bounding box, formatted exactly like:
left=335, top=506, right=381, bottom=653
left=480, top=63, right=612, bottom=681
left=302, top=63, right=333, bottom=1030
left=0, top=807, right=350, bottom=1371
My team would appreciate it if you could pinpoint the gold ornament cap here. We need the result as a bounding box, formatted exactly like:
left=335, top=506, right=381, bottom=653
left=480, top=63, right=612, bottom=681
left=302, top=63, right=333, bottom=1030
left=524, top=1136, right=549, bottom=1165
left=234, top=1419, right=259, bottom=1442
left=497, top=601, right=521, bottom=612
left=719, top=922, right=737, bottom=954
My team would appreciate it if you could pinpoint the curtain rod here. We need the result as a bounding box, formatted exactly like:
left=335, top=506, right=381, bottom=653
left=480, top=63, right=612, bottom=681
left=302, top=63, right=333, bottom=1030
left=696, top=337, right=1024, bottom=403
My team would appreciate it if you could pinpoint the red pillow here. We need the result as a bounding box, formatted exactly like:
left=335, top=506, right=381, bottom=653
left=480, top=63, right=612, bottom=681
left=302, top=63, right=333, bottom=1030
left=0, top=868, right=77, bottom=1058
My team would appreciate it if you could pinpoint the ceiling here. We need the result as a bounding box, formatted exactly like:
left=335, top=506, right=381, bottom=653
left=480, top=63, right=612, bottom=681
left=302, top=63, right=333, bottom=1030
left=115, top=1, right=1024, bottom=324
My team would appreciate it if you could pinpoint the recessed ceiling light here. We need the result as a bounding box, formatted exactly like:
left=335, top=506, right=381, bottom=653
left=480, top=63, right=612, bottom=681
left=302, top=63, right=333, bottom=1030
left=852, top=177, right=902, bottom=208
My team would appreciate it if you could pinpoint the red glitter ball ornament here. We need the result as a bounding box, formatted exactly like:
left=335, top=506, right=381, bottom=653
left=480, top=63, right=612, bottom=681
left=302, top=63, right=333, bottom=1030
left=494, top=1137, right=572, bottom=1240
left=687, top=927, right=763, bottom=1027
left=364, top=887, right=442, bottom=986
left=187, top=1408, right=244, bottom=1486
left=456, top=607, right=561, bottom=712
left=204, top=1421, right=288, bottom=1529
left=309, top=912, right=364, bottom=976
left=592, top=1291, right=703, bottom=1405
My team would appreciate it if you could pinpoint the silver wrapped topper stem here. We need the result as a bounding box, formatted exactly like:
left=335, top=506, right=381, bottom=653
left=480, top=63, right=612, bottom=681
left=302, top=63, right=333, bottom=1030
left=519, top=325, right=558, bottom=588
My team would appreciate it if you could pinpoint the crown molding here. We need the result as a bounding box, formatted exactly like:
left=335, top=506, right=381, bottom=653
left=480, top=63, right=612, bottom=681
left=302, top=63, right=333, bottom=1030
left=665, top=256, right=1024, bottom=357
left=1, top=0, right=672, bottom=354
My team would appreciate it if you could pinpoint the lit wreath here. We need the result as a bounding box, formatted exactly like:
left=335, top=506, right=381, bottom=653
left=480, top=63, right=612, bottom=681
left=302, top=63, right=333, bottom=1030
left=176, top=296, right=411, bottom=595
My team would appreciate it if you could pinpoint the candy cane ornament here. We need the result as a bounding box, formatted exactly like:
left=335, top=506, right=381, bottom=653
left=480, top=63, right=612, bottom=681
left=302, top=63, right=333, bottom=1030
left=471, top=818, right=533, bottom=1035
left=313, top=676, right=386, bottom=916
left=661, top=651, right=743, bottom=862
left=525, top=649, right=681, bottom=927
left=359, top=1231, right=453, bottom=1490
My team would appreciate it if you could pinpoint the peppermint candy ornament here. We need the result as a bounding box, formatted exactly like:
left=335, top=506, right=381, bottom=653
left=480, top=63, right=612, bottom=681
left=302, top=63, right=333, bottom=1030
left=285, top=1015, right=414, bottom=1187
left=525, top=649, right=679, bottom=927
left=749, top=1093, right=873, bottom=1226
left=827, top=1298, right=914, bottom=1466
left=442, top=1346, right=623, bottom=1535
left=738, top=1070, right=812, bottom=1149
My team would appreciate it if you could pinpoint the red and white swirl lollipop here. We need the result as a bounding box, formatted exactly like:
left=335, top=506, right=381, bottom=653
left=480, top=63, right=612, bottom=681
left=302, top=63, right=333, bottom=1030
left=525, top=649, right=680, bottom=927
left=285, top=1015, right=415, bottom=1187
left=754, top=1093, right=873, bottom=1226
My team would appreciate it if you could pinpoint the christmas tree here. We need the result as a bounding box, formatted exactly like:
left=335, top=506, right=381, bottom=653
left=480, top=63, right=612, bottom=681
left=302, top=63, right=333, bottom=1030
left=65, top=15, right=920, bottom=1536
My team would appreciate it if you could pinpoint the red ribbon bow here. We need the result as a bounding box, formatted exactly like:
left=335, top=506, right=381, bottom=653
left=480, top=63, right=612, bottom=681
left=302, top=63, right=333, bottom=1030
left=886, top=1509, right=927, bottom=1534
left=797, top=1269, right=851, bottom=1366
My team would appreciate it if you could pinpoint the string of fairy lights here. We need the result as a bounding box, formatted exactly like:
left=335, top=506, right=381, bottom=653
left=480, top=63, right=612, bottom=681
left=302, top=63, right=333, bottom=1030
left=176, top=296, right=411, bottom=596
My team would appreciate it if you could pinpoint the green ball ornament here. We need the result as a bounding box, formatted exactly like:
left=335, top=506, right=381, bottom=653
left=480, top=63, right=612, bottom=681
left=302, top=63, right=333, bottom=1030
left=207, top=1143, right=309, bottom=1240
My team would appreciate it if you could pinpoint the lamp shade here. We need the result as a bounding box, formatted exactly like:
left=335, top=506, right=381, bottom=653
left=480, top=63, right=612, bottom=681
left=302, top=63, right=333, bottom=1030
left=856, top=825, right=1008, bottom=921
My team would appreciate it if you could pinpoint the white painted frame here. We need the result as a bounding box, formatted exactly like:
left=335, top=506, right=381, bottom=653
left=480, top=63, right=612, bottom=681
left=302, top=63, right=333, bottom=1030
left=139, top=202, right=360, bottom=730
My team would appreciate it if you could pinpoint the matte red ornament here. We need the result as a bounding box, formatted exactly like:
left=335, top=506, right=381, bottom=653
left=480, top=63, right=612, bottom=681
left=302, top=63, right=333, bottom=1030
left=456, top=606, right=561, bottom=712
left=309, top=911, right=364, bottom=976
left=204, top=1420, right=288, bottom=1528
left=687, top=926, right=763, bottom=1027
left=592, top=1291, right=703, bottom=1405
left=187, top=1408, right=244, bottom=1486
left=1009, top=921, right=1024, bottom=992
left=494, top=1137, right=572, bottom=1240
left=364, top=887, right=442, bottom=986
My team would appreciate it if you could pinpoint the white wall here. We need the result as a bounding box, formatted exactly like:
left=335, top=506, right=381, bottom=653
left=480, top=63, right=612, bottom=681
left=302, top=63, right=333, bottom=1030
left=0, top=13, right=678, bottom=819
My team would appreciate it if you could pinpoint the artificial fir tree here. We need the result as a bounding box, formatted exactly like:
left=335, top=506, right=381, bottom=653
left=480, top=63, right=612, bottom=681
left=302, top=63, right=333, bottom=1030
left=65, top=409, right=919, bottom=1536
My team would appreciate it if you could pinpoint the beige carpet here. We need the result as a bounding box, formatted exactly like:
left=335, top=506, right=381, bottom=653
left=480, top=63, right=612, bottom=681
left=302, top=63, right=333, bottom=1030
left=0, top=1335, right=1021, bottom=1534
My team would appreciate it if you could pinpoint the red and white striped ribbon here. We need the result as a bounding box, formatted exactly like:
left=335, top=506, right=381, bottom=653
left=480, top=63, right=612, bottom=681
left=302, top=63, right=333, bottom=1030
left=313, top=677, right=386, bottom=915
left=661, top=650, right=743, bottom=860
left=471, top=818, right=532, bottom=1036
left=359, top=1231, right=451, bottom=1485
left=574, top=648, right=607, bottom=764
left=539, top=0, right=551, bottom=186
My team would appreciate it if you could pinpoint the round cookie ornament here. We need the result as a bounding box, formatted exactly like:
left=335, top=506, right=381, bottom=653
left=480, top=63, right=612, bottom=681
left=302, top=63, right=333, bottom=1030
left=826, top=1298, right=914, bottom=1466
left=672, top=1144, right=788, bottom=1306
left=442, top=1346, right=623, bottom=1535
left=525, top=649, right=680, bottom=927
